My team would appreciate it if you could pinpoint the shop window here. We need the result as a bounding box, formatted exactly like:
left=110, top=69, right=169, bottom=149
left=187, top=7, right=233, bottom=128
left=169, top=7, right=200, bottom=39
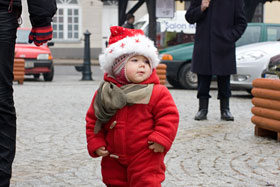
left=53, top=0, right=81, bottom=41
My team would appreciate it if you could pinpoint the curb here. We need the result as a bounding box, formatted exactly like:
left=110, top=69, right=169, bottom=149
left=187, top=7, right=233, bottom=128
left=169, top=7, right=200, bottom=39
left=53, top=59, right=99, bottom=66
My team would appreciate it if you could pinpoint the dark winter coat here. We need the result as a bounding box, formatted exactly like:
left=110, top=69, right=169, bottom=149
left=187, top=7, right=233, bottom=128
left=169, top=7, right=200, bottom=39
left=0, top=0, right=57, bottom=27
left=185, top=0, right=247, bottom=75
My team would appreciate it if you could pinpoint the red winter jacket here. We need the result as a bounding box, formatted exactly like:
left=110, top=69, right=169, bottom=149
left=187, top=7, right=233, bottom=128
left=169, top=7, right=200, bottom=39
left=86, top=70, right=179, bottom=158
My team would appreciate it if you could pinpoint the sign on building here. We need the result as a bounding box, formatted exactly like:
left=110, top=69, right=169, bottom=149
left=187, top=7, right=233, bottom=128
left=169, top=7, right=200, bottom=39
left=156, top=0, right=175, bottom=18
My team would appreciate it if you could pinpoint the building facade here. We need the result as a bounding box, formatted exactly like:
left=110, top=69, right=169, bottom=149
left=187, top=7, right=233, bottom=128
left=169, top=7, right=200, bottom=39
left=21, top=0, right=104, bottom=59
left=21, top=0, right=149, bottom=59
left=264, top=1, right=280, bottom=23
left=21, top=0, right=280, bottom=60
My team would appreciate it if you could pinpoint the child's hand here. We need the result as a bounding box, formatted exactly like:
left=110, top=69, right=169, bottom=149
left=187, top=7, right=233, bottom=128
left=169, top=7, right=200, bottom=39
left=148, top=141, right=165, bottom=153
left=95, top=147, right=109, bottom=157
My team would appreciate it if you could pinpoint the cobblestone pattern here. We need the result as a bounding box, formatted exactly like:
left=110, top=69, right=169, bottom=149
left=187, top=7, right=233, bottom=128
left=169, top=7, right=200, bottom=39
left=10, top=75, right=280, bottom=187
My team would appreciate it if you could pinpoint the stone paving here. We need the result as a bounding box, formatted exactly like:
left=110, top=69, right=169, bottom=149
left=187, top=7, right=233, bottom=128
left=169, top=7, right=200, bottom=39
left=10, top=67, right=280, bottom=187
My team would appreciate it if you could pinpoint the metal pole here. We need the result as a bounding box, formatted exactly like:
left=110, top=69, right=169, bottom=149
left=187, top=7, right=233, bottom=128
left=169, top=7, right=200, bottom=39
left=82, top=30, right=93, bottom=80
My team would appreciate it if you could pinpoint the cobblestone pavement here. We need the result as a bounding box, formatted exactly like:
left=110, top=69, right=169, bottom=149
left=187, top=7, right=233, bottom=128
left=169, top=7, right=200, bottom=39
left=10, top=67, right=280, bottom=187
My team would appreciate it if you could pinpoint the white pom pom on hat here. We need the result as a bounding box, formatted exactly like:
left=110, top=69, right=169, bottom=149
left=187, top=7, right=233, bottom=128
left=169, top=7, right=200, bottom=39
left=99, top=26, right=160, bottom=75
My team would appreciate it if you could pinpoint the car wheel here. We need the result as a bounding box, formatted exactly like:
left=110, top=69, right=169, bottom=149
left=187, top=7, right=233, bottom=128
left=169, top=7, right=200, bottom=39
left=43, top=66, right=54, bottom=81
left=167, top=77, right=182, bottom=88
left=178, top=63, right=198, bottom=89
left=33, top=74, right=40, bottom=79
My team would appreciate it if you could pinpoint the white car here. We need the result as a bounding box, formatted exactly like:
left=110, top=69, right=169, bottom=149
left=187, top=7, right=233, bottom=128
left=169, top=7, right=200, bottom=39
left=231, top=41, right=280, bottom=91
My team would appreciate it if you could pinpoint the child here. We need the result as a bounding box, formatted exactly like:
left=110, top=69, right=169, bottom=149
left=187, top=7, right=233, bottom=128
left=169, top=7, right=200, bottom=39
left=86, top=26, right=179, bottom=187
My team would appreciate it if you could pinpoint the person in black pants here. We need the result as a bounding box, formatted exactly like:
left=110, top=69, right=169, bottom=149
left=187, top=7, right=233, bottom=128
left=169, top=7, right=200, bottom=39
left=185, top=0, right=247, bottom=121
left=0, top=0, right=56, bottom=186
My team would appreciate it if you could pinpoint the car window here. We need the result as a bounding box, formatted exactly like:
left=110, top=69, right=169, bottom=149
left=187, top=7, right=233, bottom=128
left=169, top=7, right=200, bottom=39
left=236, top=26, right=261, bottom=47
left=156, top=22, right=161, bottom=33
left=16, top=30, right=30, bottom=44
left=134, top=21, right=145, bottom=30
left=142, top=22, right=161, bottom=36
left=266, top=26, right=280, bottom=41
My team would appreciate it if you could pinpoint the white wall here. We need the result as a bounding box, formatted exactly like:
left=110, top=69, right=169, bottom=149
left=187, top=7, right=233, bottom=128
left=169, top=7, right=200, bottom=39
left=80, top=0, right=103, bottom=49
left=102, top=4, right=118, bottom=51
left=264, top=1, right=280, bottom=24
left=127, top=1, right=148, bottom=23
left=20, top=0, right=32, bottom=28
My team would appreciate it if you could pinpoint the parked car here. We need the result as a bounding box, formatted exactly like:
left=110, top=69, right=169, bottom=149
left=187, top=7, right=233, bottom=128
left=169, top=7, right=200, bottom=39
left=267, top=53, right=280, bottom=77
left=160, top=23, right=280, bottom=89
left=15, top=28, right=54, bottom=81
left=231, top=42, right=280, bottom=91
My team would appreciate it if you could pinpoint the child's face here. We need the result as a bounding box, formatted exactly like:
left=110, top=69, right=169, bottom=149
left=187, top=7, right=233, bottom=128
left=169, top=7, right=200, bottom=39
left=125, top=55, right=151, bottom=83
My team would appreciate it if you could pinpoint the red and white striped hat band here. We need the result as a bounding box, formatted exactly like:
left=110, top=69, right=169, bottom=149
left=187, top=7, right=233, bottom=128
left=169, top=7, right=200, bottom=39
left=112, top=54, right=132, bottom=84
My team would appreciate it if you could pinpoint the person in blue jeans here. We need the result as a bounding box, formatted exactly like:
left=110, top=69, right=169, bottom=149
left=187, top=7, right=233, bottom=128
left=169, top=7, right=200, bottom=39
left=0, top=0, right=56, bottom=186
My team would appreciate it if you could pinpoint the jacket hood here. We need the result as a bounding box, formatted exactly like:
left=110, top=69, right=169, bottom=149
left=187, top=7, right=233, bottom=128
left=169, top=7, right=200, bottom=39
left=103, top=69, right=160, bottom=86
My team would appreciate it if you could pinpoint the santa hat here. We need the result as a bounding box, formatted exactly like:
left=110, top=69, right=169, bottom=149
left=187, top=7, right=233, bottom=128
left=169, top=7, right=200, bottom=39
left=99, top=26, right=160, bottom=75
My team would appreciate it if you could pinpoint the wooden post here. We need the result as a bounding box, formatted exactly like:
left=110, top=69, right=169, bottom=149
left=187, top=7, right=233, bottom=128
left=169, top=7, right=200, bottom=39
left=13, top=58, right=25, bottom=84
left=156, top=64, right=167, bottom=85
left=255, top=126, right=277, bottom=139
left=146, top=0, right=156, bottom=43
left=118, top=0, right=128, bottom=26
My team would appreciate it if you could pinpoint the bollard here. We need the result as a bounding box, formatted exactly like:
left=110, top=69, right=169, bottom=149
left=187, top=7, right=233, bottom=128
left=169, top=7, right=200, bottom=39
left=81, top=30, right=93, bottom=80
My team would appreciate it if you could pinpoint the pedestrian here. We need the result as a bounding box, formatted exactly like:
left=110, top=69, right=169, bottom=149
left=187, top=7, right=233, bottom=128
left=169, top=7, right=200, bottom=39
left=86, top=26, right=179, bottom=186
left=185, top=0, right=247, bottom=121
left=0, top=0, right=56, bottom=186
left=122, top=13, right=135, bottom=29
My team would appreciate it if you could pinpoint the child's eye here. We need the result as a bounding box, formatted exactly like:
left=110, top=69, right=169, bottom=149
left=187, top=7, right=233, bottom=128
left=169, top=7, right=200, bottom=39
left=144, top=60, right=149, bottom=64
left=131, top=59, right=138, bottom=62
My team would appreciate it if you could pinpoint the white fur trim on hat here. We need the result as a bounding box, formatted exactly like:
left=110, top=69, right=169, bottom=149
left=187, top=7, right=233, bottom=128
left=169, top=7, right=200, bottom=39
left=99, top=34, right=159, bottom=74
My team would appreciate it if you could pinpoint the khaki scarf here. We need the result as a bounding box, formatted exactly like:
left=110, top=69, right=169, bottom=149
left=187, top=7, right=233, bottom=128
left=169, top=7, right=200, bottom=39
left=93, top=81, right=154, bottom=134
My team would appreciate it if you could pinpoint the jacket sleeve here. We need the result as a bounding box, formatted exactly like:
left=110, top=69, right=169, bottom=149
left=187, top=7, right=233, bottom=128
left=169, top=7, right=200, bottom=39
left=148, top=86, right=179, bottom=152
left=185, top=0, right=205, bottom=24
left=27, top=0, right=57, bottom=27
left=86, top=92, right=107, bottom=158
left=229, top=0, right=247, bottom=42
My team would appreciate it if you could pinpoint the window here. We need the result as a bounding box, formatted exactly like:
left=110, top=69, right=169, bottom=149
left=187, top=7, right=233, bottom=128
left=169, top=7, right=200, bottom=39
left=52, top=0, right=81, bottom=41
left=143, top=22, right=161, bottom=36
left=103, top=0, right=118, bottom=6
left=236, top=26, right=262, bottom=47
left=16, top=30, right=30, bottom=44
left=267, top=26, right=280, bottom=41
left=134, top=21, right=145, bottom=30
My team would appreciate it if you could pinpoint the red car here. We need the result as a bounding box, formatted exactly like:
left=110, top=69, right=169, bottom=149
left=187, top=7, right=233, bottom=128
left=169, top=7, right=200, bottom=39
left=15, top=28, right=54, bottom=81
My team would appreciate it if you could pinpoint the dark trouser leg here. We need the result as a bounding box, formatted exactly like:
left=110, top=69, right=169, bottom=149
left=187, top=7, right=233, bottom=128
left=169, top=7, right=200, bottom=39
left=217, top=75, right=234, bottom=121
left=195, top=75, right=212, bottom=120
left=0, top=7, right=18, bottom=187
left=197, top=74, right=212, bottom=99
left=217, top=75, right=231, bottom=99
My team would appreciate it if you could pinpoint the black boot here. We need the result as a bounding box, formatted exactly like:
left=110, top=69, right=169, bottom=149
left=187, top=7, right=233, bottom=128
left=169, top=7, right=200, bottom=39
left=194, top=99, right=209, bottom=120
left=220, top=98, right=234, bottom=121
